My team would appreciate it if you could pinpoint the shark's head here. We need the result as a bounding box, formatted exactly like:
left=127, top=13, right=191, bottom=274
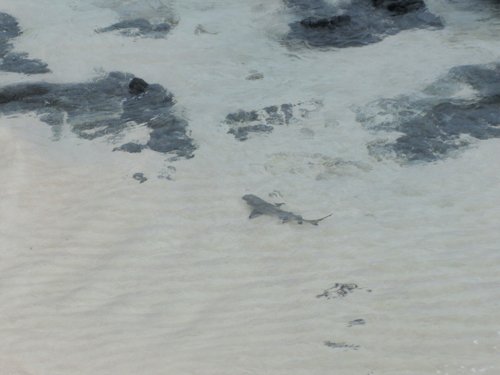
left=242, top=194, right=258, bottom=204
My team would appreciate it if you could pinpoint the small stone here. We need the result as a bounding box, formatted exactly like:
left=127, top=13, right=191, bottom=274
left=246, top=72, right=264, bottom=80
left=129, top=77, right=149, bottom=95
left=133, top=173, right=147, bottom=183
left=348, top=319, right=366, bottom=327
left=324, top=341, right=360, bottom=350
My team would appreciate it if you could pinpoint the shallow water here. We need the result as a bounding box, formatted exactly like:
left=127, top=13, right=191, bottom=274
left=0, top=1, right=499, bottom=374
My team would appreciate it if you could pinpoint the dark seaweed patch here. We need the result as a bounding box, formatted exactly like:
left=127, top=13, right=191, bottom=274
left=0, top=72, right=196, bottom=158
left=357, top=63, right=500, bottom=162
left=97, top=18, right=173, bottom=38
left=284, top=0, right=442, bottom=48
left=0, top=12, right=49, bottom=74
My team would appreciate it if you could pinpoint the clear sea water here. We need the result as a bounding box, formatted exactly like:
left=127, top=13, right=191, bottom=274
left=0, top=1, right=499, bottom=374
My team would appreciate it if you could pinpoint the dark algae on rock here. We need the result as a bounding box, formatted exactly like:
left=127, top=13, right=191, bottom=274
left=0, top=12, right=50, bottom=74
left=0, top=72, right=196, bottom=158
left=357, top=63, right=500, bottom=162
left=284, top=0, right=442, bottom=48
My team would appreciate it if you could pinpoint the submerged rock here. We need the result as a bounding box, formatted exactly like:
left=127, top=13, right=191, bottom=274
left=129, top=77, right=149, bottom=94
left=284, top=0, right=442, bottom=48
left=246, top=71, right=264, bottom=80
left=357, top=63, right=500, bottom=162
left=0, top=12, right=50, bottom=74
left=300, top=15, right=352, bottom=29
left=115, top=142, right=145, bottom=153
left=97, top=18, right=173, bottom=38
left=224, top=101, right=321, bottom=141
left=348, top=319, right=366, bottom=327
left=324, top=341, right=360, bottom=350
left=133, top=172, right=147, bottom=183
left=0, top=72, right=196, bottom=158
left=317, top=283, right=360, bottom=299
left=228, top=125, right=274, bottom=141
left=373, top=0, right=426, bottom=14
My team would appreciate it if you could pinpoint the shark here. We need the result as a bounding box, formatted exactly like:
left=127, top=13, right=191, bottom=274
left=242, top=194, right=332, bottom=225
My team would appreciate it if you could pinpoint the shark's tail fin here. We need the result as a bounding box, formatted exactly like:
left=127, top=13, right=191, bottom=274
left=306, top=213, right=333, bottom=226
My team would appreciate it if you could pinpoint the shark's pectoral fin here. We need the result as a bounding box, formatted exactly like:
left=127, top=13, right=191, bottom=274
left=274, top=203, right=285, bottom=208
left=249, top=209, right=263, bottom=219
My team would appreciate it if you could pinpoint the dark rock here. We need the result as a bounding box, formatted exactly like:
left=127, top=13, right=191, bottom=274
left=147, top=125, right=196, bottom=157
left=284, top=0, right=442, bottom=48
left=224, top=101, right=321, bottom=141
left=97, top=18, right=172, bottom=38
left=317, top=283, right=359, bottom=299
left=0, top=12, right=49, bottom=74
left=38, top=110, right=64, bottom=126
left=324, top=341, right=360, bottom=350
left=246, top=71, right=264, bottom=80
left=280, top=104, right=294, bottom=124
left=300, top=15, right=351, bottom=28
left=0, top=72, right=196, bottom=159
left=348, top=319, right=366, bottom=327
left=228, top=124, right=274, bottom=141
left=114, top=142, right=145, bottom=153
left=133, top=172, right=147, bottom=183
left=129, top=77, right=149, bottom=95
left=373, top=0, right=425, bottom=14
left=357, top=63, right=500, bottom=162
left=226, top=110, right=259, bottom=123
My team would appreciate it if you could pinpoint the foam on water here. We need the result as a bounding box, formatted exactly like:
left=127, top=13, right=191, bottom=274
left=0, top=1, right=499, bottom=374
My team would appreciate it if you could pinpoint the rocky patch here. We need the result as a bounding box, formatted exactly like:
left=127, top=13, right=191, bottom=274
left=224, top=101, right=321, bottom=141
left=0, top=72, right=196, bottom=159
left=0, top=12, right=50, bottom=74
left=132, top=172, right=147, bottom=183
left=94, top=0, right=177, bottom=39
left=324, top=341, right=360, bottom=350
left=97, top=18, right=173, bottom=38
left=357, top=63, right=500, bottom=162
left=284, top=0, right=442, bottom=48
